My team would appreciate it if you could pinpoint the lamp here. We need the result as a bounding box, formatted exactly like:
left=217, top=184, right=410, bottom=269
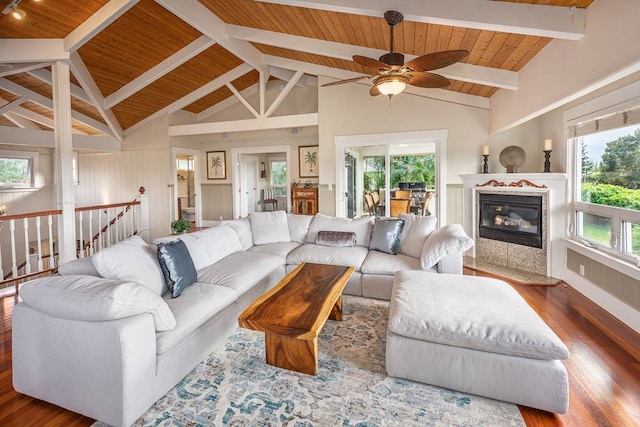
left=374, top=74, right=410, bottom=97
left=2, top=0, right=25, bottom=20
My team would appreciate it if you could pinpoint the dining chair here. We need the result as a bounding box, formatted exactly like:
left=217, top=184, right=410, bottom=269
left=390, top=198, right=411, bottom=217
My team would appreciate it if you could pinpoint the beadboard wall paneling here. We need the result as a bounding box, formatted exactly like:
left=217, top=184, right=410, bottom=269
left=201, top=183, right=233, bottom=221
left=446, top=184, right=464, bottom=225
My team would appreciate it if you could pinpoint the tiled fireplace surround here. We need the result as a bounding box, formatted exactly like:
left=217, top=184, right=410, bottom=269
left=460, top=173, right=568, bottom=279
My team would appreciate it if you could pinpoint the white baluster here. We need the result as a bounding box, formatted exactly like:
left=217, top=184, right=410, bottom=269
left=115, top=207, right=120, bottom=243
left=36, top=216, right=43, bottom=271
left=0, top=232, right=4, bottom=279
left=47, top=215, right=55, bottom=268
left=88, top=210, right=94, bottom=255
left=10, top=219, right=17, bottom=278
left=98, top=211, right=103, bottom=251
left=23, top=218, right=31, bottom=274
left=78, top=210, right=84, bottom=258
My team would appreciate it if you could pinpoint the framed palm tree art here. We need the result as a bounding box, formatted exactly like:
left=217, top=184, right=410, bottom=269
left=299, top=145, right=319, bottom=178
left=207, top=151, right=226, bottom=180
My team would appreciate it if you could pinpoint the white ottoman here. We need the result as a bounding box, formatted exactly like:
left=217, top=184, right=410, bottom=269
left=386, top=271, right=570, bottom=414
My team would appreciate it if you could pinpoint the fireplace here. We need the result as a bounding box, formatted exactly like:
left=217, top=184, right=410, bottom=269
left=478, top=192, right=542, bottom=248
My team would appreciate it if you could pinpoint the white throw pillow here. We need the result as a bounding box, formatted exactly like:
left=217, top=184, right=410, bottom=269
left=306, top=213, right=375, bottom=247
left=192, top=224, right=244, bottom=265
left=223, top=218, right=253, bottom=250
left=19, top=275, right=176, bottom=331
left=92, top=235, right=165, bottom=295
left=421, top=224, right=474, bottom=269
left=287, top=213, right=314, bottom=243
left=398, top=214, right=438, bottom=258
left=249, top=211, right=291, bottom=245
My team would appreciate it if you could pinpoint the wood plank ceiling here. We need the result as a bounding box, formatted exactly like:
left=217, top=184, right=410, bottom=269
left=0, top=0, right=594, bottom=140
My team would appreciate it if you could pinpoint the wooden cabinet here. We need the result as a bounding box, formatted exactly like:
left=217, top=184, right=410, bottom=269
left=292, top=187, right=318, bottom=215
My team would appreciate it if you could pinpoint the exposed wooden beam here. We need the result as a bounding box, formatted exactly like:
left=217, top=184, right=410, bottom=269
left=155, top=0, right=268, bottom=73
left=269, top=66, right=310, bottom=88
left=0, top=76, right=114, bottom=137
left=9, top=106, right=87, bottom=134
left=226, top=25, right=517, bottom=90
left=197, top=83, right=260, bottom=121
left=254, top=0, right=585, bottom=40
left=69, top=52, right=124, bottom=140
left=104, top=35, right=216, bottom=109
left=264, top=55, right=489, bottom=109
left=64, top=0, right=140, bottom=52
left=3, top=112, right=40, bottom=130
left=0, top=39, right=68, bottom=63
left=0, top=63, right=50, bottom=78
left=226, top=82, right=260, bottom=118
left=0, top=125, right=120, bottom=151
left=126, top=63, right=253, bottom=135
left=0, top=97, right=26, bottom=116
left=28, top=69, right=93, bottom=104
left=265, top=70, right=303, bottom=117
left=169, top=113, right=318, bottom=136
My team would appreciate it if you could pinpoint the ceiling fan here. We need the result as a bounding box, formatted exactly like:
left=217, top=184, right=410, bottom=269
left=322, top=10, right=469, bottom=97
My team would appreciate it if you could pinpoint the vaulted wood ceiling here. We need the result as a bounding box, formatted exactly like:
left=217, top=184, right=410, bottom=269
left=0, top=0, right=594, bottom=141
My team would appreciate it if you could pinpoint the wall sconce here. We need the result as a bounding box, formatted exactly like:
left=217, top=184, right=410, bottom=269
left=260, top=162, right=267, bottom=179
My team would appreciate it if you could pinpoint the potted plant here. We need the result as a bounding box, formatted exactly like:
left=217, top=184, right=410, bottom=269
left=171, top=218, right=192, bottom=234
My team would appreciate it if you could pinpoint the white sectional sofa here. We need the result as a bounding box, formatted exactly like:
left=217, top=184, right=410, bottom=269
left=12, top=211, right=473, bottom=427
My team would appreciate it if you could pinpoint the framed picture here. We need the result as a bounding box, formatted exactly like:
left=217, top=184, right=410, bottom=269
left=206, top=151, right=226, bottom=180
left=298, top=145, right=319, bottom=178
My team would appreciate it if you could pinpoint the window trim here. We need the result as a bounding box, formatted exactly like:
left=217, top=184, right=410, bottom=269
left=0, top=150, right=41, bottom=191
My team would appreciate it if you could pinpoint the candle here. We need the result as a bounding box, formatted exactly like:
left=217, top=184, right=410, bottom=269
left=544, top=139, right=553, bottom=151
left=482, top=145, right=489, bottom=156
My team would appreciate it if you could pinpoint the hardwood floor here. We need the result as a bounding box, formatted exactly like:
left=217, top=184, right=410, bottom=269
left=0, top=275, right=638, bottom=426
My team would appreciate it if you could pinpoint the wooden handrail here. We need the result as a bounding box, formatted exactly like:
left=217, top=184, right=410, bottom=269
left=75, top=199, right=140, bottom=212
left=0, top=209, right=62, bottom=221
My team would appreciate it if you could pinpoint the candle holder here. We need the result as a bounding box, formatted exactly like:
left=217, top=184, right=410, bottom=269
left=543, top=150, right=552, bottom=173
left=482, top=154, right=489, bottom=174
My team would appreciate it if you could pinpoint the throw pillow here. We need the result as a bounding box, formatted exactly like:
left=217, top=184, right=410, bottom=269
left=316, top=230, right=357, bottom=247
left=287, top=213, right=314, bottom=243
left=222, top=218, right=253, bottom=250
left=91, top=235, right=165, bottom=295
left=369, top=219, right=405, bottom=255
left=398, top=214, right=438, bottom=258
left=249, top=211, right=291, bottom=245
left=421, top=224, right=474, bottom=269
left=306, top=214, right=375, bottom=247
left=19, top=275, right=176, bottom=331
left=156, top=239, right=197, bottom=298
left=192, top=224, right=244, bottom=265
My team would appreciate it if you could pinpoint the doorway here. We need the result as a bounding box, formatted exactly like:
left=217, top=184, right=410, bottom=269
left=231, top=145, right=292, bottom=219
left=334, top=130, right=447, bottom=222
left=172, top=147, right=202, bottom=226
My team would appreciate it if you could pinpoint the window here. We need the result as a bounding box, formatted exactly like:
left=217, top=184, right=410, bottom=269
left=0, top=153, right=34, bottom=189
left=270, top=159, right=287, bottom=197
left=571, top=106, right=640, bottom=262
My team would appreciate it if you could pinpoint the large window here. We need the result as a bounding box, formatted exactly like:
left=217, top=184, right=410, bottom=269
left=270, top=159, right=287, bottom=197
left=572, top=110, right=640, bottom=262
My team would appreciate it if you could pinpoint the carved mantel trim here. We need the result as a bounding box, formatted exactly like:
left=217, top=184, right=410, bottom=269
left=476, top=179, right=547, bottom=189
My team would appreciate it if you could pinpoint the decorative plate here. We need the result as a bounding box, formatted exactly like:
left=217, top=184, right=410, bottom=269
left=499, top=146, right=526, bottom=173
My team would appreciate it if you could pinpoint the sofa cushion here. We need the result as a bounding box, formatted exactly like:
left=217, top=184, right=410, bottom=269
left=248, top=242, right=301, bottom=259
left=58, top=256, right=100, bottom=277
left=421, top=224, right=473, bottom=269
left=223, top=217, right=253, bottom=250
left=389, top=272, right=570, bottom=360
left=249, top=211, right=291, bottom=245
left=192, top=224, right=244, bottom=265
left=316, top=231, right=357, bottom=247
left=197, top=251, right=284, bottom=295
left=287, top=213, right=313, bottom=243
left=306, top=214, right=375, bottom=247
left=398, top=214, right=438, bottom=258
left=369, top=219, right=404, bottom=255
left=92, top=235, right=165, bottom=295
left=19, top=275, right=176, bottom=331
left=157, top=283, right=238, bottom=354
left=153, top=234, right=210, bottom=271
left=286, top=243, right=369, bottom=271
left=156, top=239, right=197, bottom=298
left=360, top=250, right=422, bottom=275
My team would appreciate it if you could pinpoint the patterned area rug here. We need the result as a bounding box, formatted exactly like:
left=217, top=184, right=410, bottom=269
left=95, top=296, right=525, bottom=426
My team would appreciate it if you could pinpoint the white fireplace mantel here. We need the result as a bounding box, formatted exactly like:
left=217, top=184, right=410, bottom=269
left=459, top=173, right=568, bottom=278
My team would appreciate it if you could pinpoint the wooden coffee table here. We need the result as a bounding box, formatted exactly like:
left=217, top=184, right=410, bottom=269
left=238, top=262, right=355, bottom=375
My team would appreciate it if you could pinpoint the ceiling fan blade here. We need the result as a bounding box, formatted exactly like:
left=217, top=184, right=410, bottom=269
left=321, top=75, right=370, bottom=87
left=353, top=55, right=391, bottom=72
left=408, top=72, right=452, bottom=89
left=404, top=50, right=469, bottom=72
left=369, top=85, right=381, bottom=97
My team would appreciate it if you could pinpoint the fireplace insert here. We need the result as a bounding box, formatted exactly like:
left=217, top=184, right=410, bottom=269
left=478, top=193, right=543, bottom=248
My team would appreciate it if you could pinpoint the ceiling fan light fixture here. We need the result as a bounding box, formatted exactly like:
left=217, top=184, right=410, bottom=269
left=375, top=75, right=410, bottom=96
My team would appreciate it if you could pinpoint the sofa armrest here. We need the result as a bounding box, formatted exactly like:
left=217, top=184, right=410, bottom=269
left=420, top=224, right=473, bottom=270
left=436, top=253, right=464, bottom=274
left=12, top=303, right=157, bottom=426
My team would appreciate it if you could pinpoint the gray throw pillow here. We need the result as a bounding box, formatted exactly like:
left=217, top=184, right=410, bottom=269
left=316, top=230, right=357, bottom=247
left=157, top=239, right=197, bottom=298
left=369, top=219, right=405, bottom=255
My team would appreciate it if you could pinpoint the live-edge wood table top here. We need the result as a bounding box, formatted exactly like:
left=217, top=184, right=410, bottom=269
left=239, top=263, right=355, bottom=340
